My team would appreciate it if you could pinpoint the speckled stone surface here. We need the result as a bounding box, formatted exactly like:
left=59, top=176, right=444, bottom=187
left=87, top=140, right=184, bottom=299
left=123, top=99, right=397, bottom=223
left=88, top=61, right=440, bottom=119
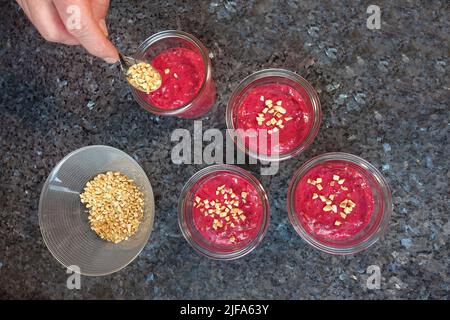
left=0, top=0, right=449, bottom=299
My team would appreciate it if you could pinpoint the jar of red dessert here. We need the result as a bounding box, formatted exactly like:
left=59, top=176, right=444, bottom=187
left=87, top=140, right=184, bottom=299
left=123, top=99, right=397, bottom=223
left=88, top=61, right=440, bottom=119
left=131, top=30, right=216, bottom=118
left=178, top=165, right=270, bottom=260
left=287, top=152, right=392, bottom=254
left=226, top=69, right=321, bottom=161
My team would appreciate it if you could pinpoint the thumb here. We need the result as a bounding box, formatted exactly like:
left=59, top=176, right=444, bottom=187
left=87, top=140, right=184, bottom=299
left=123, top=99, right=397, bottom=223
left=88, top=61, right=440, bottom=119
left=53, top=0, right=118, bottom=63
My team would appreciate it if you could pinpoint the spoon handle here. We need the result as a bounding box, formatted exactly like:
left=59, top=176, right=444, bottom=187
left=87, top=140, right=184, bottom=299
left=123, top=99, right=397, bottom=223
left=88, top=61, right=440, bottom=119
left=119, top=52, right=138, bottom=72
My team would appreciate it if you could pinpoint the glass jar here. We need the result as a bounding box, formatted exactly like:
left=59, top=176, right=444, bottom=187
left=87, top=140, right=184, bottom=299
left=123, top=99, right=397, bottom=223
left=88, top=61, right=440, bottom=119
left=226, top=69, right=321, bottom=161
left=287, top=152, right=392, bottom=254
left=178, top=165, right=270, bottom=260
left=131, top=30, right=216, bottom=118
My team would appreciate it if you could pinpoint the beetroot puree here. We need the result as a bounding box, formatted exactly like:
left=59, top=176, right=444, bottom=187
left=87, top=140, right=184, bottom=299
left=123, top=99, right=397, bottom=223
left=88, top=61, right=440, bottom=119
left=234, top=84, right=312, bottom=155
left=294, top=161, right=374, bottom=240
left=192, top=172, right=263, bottom=246
left=143, top=47, right=205, bottom=109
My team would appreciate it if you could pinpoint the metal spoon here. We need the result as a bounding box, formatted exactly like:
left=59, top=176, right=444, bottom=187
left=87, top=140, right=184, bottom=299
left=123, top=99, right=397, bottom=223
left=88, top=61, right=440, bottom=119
left=119, top=52, right=162, bottom=93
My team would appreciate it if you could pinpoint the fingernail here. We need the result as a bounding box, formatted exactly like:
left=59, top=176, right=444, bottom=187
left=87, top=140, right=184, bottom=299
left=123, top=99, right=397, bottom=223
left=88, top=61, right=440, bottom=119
left=104, top=57, right=118, bottom=64
left=99, top=19, right=108, bottom=36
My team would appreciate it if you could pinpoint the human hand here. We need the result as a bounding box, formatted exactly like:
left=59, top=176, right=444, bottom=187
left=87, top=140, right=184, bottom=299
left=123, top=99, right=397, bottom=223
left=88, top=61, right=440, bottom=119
left=17, top=0, right=119, bottom=63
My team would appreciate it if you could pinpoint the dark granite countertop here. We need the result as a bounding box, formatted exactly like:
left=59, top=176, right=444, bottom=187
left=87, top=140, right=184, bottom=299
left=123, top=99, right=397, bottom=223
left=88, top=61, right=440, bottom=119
left=0, top=0, right=449, bottom=299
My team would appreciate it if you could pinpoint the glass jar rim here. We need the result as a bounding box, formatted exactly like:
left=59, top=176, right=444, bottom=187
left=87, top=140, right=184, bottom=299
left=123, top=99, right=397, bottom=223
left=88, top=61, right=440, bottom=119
left=287, top=152, right=392, bottom=255
left=178, top=165, right=270, bottom=260
left=226, top=68, right=322, bottom=162
left=131, top=30, right=212, bottom=116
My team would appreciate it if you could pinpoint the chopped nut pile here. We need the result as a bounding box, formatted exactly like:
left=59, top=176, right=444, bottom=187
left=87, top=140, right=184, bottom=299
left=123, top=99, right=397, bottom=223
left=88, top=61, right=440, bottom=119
left=126, top=62, right=162, bottom=93
left=308, top=174, right=356, bottom=226
left=80, top=171, right=144, bottom=243
left=255, top=97, right=292, bottom=134
left=194, top=185, right=248, bottom=244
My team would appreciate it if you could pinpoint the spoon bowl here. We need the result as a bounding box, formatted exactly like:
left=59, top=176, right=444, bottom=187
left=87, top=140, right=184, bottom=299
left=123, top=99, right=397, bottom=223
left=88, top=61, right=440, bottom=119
left=119, top=52, right=162, bottom=93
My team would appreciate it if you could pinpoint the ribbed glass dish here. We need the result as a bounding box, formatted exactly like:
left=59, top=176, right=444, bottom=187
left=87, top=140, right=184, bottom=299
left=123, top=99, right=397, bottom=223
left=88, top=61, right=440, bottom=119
left=38, top=145, right=155, bottom=276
